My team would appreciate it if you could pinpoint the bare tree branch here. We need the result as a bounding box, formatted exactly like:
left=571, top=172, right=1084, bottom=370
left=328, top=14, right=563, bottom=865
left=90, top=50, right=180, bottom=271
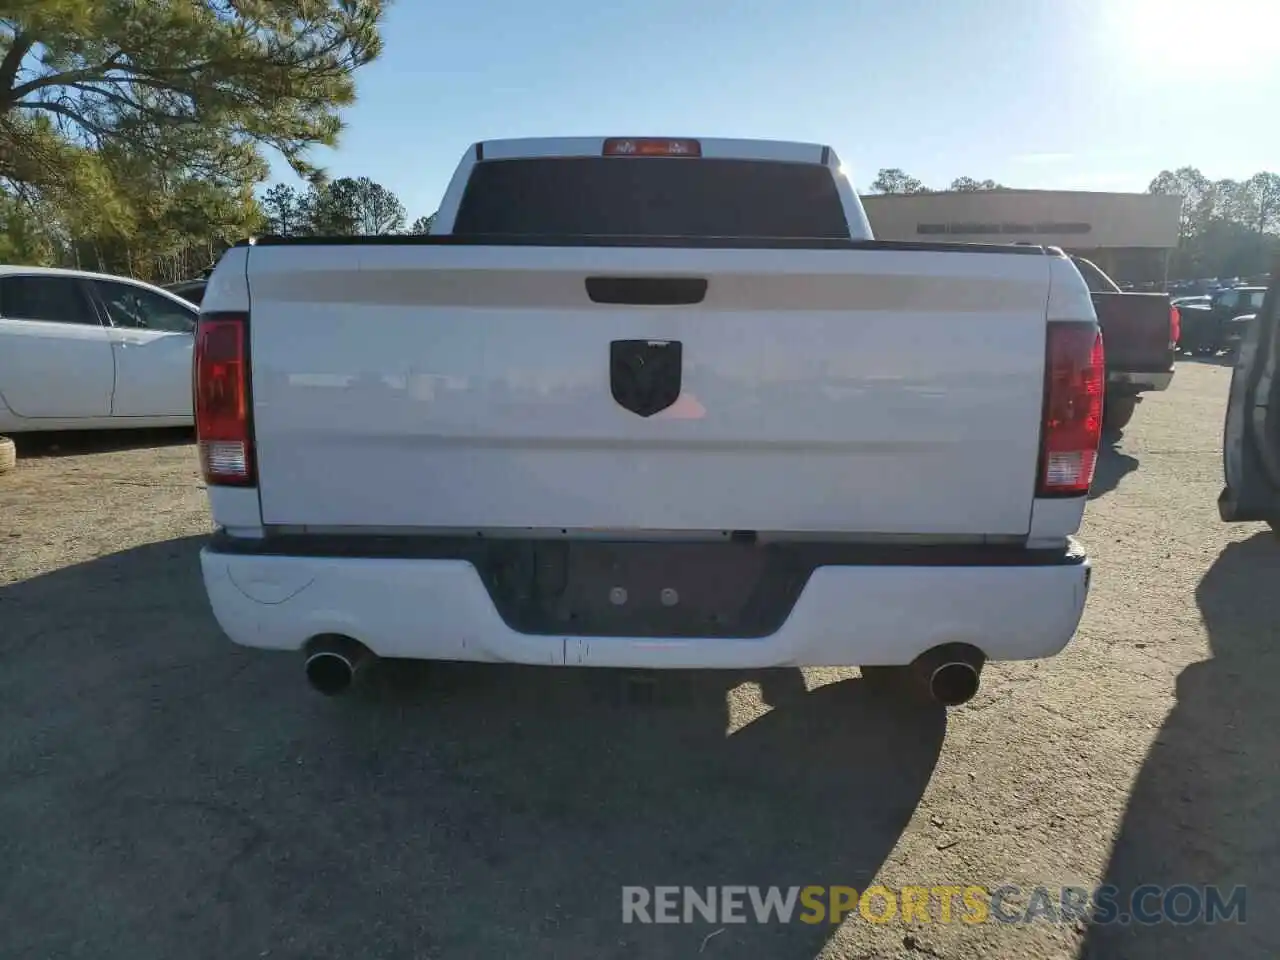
left=16, top=98, right=113, bottom=139
left=0, top=31, right=34, bottom=104
left=9, top=53, right=128, bottom=102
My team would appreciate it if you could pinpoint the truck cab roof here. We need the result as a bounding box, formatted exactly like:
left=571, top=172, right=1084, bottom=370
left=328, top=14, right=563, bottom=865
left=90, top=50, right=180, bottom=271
left=430, top=136, right=873, bottom=240
left=473, top=136, right=833, bottom=165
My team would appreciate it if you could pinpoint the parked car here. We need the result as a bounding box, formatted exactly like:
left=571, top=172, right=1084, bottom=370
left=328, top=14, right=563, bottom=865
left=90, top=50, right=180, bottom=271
left=1179, top=285, right=1268, bottom=354
left=1220, top=281, right=1280, bottom=532
left=195, top=135, right=1100, bottom=709
left=1222, top=313, right=1257, bottom=352
left=164, top=278, right=208, bottom=306
left=1068, top=256, right=1176, bottom=433
left=0, top=266, right=196, bottom=432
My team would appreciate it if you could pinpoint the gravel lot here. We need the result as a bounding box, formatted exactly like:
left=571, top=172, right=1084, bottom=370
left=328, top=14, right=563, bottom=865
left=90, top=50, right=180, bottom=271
left=1, top=360, right=1276, bottom=960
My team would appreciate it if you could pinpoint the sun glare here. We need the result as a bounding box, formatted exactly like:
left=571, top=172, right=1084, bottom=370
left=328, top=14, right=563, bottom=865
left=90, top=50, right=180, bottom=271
left=1108, top=0, right=1280, bottom=74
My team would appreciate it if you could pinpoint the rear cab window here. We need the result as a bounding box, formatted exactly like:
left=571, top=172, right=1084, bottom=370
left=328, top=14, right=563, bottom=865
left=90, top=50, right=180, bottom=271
left=453, top=157, right=851, bottom=239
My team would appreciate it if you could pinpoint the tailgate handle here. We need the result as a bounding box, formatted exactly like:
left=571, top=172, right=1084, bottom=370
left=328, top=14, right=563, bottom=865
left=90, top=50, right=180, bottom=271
left=585, top=276, right=707, bottom=306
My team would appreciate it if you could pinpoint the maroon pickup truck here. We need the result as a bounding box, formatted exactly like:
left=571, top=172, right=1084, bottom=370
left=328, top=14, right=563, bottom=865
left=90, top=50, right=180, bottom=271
left=1070, top=256, right=1177, bottom=433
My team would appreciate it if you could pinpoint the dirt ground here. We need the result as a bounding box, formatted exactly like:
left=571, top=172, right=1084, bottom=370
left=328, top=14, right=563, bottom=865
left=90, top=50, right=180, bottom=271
left=0, top=361, right=1275, bottom=960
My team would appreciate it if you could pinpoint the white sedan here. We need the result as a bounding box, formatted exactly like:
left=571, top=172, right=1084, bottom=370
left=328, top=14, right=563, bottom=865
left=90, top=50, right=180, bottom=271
left=0, top=266, right=197, bottom=432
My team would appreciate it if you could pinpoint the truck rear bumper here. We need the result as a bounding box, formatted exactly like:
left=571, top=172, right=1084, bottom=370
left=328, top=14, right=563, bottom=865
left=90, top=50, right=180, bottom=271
left=200, top=541, right=1092, bottom=669
left=1108, top=369, right=1173, bottom=392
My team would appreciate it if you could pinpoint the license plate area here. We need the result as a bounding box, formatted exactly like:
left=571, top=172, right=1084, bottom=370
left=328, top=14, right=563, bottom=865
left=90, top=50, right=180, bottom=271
left=480, top=541, right=808, bottom=639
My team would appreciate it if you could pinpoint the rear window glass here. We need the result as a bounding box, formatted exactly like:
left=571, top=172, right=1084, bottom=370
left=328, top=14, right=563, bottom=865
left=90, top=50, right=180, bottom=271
left=0, top=275, right=98, bottom=324
left=453, top=157, right=850, bottom=239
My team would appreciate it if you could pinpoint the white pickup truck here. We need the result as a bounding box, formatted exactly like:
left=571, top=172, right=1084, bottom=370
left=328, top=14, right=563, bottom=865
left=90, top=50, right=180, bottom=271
left=196, top=136, right=1101, bottom=706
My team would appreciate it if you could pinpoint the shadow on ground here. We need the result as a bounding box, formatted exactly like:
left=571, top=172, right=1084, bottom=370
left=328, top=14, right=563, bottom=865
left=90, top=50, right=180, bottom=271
left=1089, top=440, right=1140, bottom=501
left=10, top=427, right=194, bottom=459
left=0, top=537, right=945, bottom=960
left=1081, top=532, right=1280, bottom=959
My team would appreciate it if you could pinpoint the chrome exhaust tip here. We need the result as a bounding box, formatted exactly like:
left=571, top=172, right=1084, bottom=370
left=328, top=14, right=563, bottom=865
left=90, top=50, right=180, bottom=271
left=304, top=635, right=373, bottom=696
left=914, top=643, right=986, bottom=706
left=928, top=661, right=981, bottom=706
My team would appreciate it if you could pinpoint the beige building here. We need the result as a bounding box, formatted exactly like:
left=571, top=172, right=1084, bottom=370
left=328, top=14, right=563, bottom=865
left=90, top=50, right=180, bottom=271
left=860, top=190, right=1183, bottom=283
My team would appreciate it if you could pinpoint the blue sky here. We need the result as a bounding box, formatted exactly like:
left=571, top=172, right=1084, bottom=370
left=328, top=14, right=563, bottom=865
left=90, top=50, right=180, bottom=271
left=266, top=0, right=1280, bottom=221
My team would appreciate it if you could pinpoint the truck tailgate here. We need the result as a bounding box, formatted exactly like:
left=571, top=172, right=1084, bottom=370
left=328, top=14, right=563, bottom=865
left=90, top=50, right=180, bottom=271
left=1091, top=291, right=1172, bottom=372
left=246, top=244, right=1052, bottom=536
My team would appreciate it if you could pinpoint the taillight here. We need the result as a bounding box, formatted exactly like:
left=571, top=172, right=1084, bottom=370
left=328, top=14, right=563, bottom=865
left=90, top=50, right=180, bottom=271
left=1169, top=305, right=1181, bottom=348
left=1038, top=323, right=1105, bottom=497
left=602, top=138, right=702, bottom=157
left=194, top=312, right=254, bottom=486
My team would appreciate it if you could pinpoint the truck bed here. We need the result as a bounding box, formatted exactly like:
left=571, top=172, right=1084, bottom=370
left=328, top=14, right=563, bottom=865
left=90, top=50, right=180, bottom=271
left=240, top=237, right=1057, bottom=538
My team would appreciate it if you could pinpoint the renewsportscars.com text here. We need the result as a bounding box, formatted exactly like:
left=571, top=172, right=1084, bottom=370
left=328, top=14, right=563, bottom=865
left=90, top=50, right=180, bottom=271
left=621, top=884, right=1246, bottom=926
